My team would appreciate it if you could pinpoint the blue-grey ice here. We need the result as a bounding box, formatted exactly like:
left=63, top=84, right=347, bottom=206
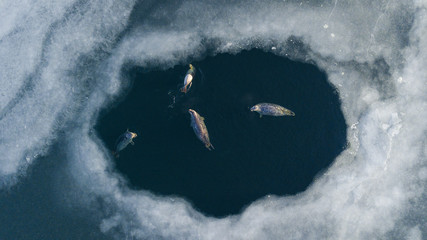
left=0, top=0, right=425, bottom=239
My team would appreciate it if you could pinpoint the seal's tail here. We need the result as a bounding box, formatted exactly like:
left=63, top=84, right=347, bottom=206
left=206, top=144, right=215, bottom=151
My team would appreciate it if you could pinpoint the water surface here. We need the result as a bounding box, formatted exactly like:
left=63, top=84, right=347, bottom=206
left=96, top=49, right=347, bottom=217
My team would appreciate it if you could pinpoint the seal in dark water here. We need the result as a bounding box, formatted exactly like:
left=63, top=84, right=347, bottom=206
left=250, top=103, right=295, bottom=118
left=188, top=109, right=214, bottom=150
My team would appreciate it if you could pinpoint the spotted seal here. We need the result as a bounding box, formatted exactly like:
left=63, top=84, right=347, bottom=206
left=188, top=109, right=214, bottom=150
left=250, top=103, right=295, bottom=118
left=113, top=129, right=137, bottom=157
left=180, top=64, right=196, bottom=94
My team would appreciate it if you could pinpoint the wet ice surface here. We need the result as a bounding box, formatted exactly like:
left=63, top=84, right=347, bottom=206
left=96, top=50, right=347, bottom=217
left=0, top=0, right=426, bottom=239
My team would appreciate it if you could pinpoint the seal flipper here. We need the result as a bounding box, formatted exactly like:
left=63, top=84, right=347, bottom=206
left=206, top=143, right=214, bottom=151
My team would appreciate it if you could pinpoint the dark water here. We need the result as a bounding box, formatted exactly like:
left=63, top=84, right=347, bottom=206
left=96, top=49, right=347, bottom=217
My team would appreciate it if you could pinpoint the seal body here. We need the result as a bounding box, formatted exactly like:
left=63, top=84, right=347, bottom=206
left=180, top=64, right=196, bottom=94
left=188, top=109, right=214, bottom=150
left=114, top=130, right=137, bottom=156
left=250, top=103, right=295, bottom=117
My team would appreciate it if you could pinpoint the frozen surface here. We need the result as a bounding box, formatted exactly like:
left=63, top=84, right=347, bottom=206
left=0, top=0, right=425, bottom=239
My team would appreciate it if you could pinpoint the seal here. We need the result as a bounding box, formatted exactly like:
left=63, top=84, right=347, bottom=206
left=180, top=64, right=196, bottom=94
left=250, top=103, right=295, bottom=118
left=188, top=109, right=214, bottom=150
left=113, top=129, right=137, bottom=157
